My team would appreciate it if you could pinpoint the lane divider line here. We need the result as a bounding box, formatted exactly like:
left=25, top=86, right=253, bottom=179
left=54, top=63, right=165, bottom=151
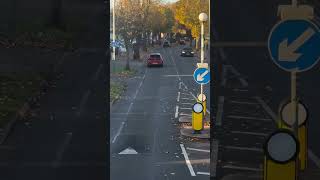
left=229, top=100, right=259, bottom=105
left=231, top=131, right=268, bottom=137
left=112, top=102, right=133, bottom=144
left=197, top=172, right=210, bottom=176
left=216, top=96, right=225, bottom=126
left=52, top=132, right=73, bottom=168
left=229, top=65, right=248, bottom=87
left=227, top=115, right=272, bottom=121
left=93, top=63, right=103, bottom=81
left=177, top=92, right=180, bottom=102
left=76, top=90, right=91, bottom=117
left=180, top=144, right=196, bottom=176
left=254, top=96, right=278, bottom=124
left=186, top=147, right=210, bottom=153
left=175, top=106, right=179, bottom=118
left=222, top=165, right=262, bottom=172
left=224, top=145, right=263, bottom=152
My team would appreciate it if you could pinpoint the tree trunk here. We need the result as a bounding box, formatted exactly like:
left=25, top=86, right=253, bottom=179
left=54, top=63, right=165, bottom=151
left=124, top=40, right=130, bottom=70
left=195, top=38, right=199, bottom=50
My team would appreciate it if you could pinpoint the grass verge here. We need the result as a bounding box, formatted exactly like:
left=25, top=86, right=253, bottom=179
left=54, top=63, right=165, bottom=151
left=0, top=73, right=44, bottom=128
left=110, top=82, right=126, bottom=103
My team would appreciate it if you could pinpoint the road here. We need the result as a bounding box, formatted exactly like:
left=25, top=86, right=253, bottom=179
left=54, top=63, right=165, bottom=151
left=212, top=0, right=320, bottom=179
left=110, top=44, right=210, bottom=180
left=0, top=49, right=107, bottom=180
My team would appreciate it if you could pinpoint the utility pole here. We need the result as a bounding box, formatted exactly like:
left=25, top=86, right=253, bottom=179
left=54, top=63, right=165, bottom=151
left=112, top=0, right=116, bottom=61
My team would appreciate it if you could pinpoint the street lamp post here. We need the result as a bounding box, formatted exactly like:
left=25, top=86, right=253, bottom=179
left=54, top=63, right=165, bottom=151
left=199, top=13, right=208, bottom=100
left=112, top=0, right=116, bottom=61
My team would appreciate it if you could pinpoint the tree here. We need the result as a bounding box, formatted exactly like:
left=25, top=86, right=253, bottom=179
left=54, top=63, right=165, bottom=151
left=172, top=0, right=209, bottom=49
left=115, top=0, right=143, bottom=69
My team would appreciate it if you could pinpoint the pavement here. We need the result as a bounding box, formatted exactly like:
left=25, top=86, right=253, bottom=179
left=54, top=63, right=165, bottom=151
left=0, top=48, right=107, bottom=180
left=110, top=44, right=210, bottom=179
left=212, top=0, right=320, bottom=179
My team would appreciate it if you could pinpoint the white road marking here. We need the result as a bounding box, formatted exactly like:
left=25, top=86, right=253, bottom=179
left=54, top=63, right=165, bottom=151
left=179, top=113, right=192, bottom=116
left=177, top=92, right=180, bottom=102
left=112, top=102, right=133, bottom=144
left=181, top=82, right=188, bottom=90
left=189, top=92, right=197, bottom=100
left=231, top=131, right=268, bottom=136
left=232, top=88, right=249, bottom=92
left=221, top=65, right=227, bottom=87
left=179, top=107, right=192, bottom=110
left=223, top=165, right=262, bottom=172
left=211, top=139, right=219, bottom=177
left=229, top=65, right=248, bottom=87
left=229, top=100, right=259, bottom=105
left=180, top=144, right=196, bottom=176
left=181, top=97, right=195, bottom=101
left=197, top=172, right=210, bottom=176
left=216, top=96, right=224, bottom=126
left=52, top=132, right=73, bottom=168
left=180, top=92, right=193, bottom=96
left=181, top=102, right=194, bottom=105
left=224, top=145, right=263, bottom=152
left=186, top=147, right=210, bottom=153
left=112, top=122, right=125, bottom=144
left=308, top=150, right=320, bottom=168
left=76, top=90, right=91, bottom=117
left=133, top=78, right=144, bottom=99
left=255, top=96, right=320, bottom=168
left=169, top=51, right=181, bottom=81
left=118, top=147, right=138, bottom=154
left=111, top=71, right=145, bottom=144
left=227, top=115, right=272, bottom=121
left=175, top=106, right=179, bottom=118
left=93, top=64, right=103, bottom=81
left=254, top=96, right=278, bottom=124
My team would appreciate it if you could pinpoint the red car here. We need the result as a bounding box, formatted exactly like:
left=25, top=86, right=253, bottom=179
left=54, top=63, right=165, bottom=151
left=147, top=53, right=164, bottom=67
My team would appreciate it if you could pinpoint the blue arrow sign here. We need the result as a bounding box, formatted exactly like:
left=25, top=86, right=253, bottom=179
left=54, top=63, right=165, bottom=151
left=268, top=19, right=320, bottom=72
left=193, top=68, right=210, bottom=84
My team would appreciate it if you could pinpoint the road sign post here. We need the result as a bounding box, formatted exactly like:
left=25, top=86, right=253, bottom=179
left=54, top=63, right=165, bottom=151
left=263, top=129, right=299, bottom=180
left=268, top=5, right=320, bottom=175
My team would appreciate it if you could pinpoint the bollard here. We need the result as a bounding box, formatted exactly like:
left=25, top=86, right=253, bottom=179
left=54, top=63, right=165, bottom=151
left=192, top=102, right=204, bottom=133
left=263, top=129, right=299, bottom=180
left=280, top=100, right=308, bottom=171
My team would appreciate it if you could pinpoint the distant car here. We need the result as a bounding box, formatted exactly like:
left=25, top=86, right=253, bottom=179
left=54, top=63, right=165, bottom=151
left=179, top=39, right=186, bottom=45
left=170, top=38, right=176, bottom=43
left=147, top=53, right=164, bottom=67
left=181, top=47, right=194, bottom=57
left=163, top=41, right=170, bottom=48
left=184, top=37, right=190, bottom=41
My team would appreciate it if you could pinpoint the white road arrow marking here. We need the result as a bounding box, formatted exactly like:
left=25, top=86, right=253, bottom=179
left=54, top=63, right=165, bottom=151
left=278, top=27, right=315, bottom=61
left=118, top=147, right=138, bottom=154
left=196, top=70, right=209, bottom=82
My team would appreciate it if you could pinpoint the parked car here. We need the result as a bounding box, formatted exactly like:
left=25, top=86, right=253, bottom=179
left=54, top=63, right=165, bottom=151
left=163, top=41, right=170, bottom=48
left=147, top=53, right=164, bottom=67
left=181, top=47, right=194, bottom=57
